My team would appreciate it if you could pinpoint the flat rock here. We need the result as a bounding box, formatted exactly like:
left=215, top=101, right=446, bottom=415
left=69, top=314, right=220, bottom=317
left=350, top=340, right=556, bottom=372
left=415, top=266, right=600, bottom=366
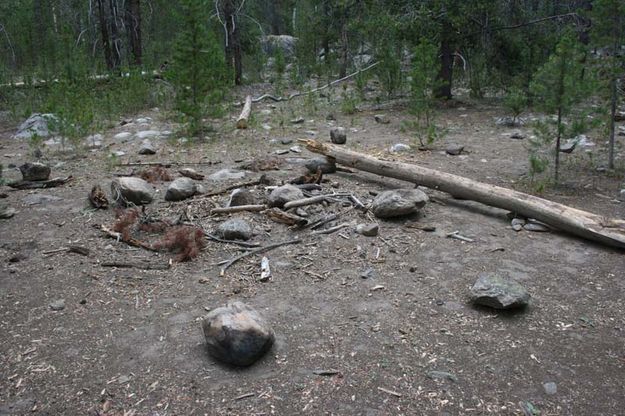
left=330, top=127, right=347, bottom=144
left=19, top=162, right=51, bottom=181
left=470, top=273, right=530, bottom=310
left=523, top=222, right=550, bottom=232
left=22, top=194, right=62, bottom=206
left=202, top=301, right=274, bottom=366
left=543, top=382, right=557, bottom=395
left=228, top=188, right=255, bottom=207
left=389, top=143, right=411, bottom=153
left=291, top=116, right=305, bottom=124
left=371, top=189, right=428, bottom=218
left=510, top=131, right=525, bottom=140
left=14, top=113, right=58, bottom=139
left=356, top=223, right=379, bottom=237
left=208, top=169, right=246, bottom=181
left=215, top=219, right=252, bottom=241
left=446, top=144, right=464, bottom=156
left=114, top=132, right=132, bottom=141
left=135, top=130, right=161, bottom=140
left=560, top=140, right=576, bottom=153
left=267, top=184, right=304, bottom=208
left=304, top=157, right=336, bottom=174
left=280, top=138, right=293, bottom=145
left=0, top=206, right=16, bottom=219
left=111, top=177, right=153, bottom=206
left=138, top=139, right=156, bottom=155
left=165, top=177, right=197, bottom=201
left=178, top=168, right=204, bottom=180
left=49, top=299, right=65, bottom=311
left=511, top=218, right=525, bottom=231
left=374, top=114, right=390, bottom=124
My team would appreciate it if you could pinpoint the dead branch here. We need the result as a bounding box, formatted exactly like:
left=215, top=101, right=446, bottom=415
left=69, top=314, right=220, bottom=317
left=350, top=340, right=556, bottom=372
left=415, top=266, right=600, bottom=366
left=283, top=195, right=330, bottom=210
left=236, top=95, right=252, bottom=129
left=210, top=204, right=266, bottom=215
left=194, top=177, right=264, bottom=199
left=303, top=140, right=625, bottom=249
left=95, top=224, right=158, bottom=252
left=8, top=176, right=73, bottom=190
left=239, top=62, right=380, bottom=105
left=311, top=223, right=349, bottom=235
left=100, top=261, right=171, bottom=270
left=216, top=238, right=302, bottom=275
left=206, top=233, right=261, bottom=248
left=265, top=207, right=308, bottom=227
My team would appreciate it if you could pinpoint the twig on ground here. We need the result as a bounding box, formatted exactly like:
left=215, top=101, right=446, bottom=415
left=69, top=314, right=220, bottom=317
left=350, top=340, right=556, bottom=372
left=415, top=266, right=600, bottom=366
left=283, top=195, right=330, bottom=210
left=216, top=238, right=301, bottom=276
left=94, top=224, right=158, bottom=252
left=195, top=177, right=265, bottom=199
left=205, top=233, right=261, bottom=248
left=100, top=261, right=171, bottom=270
left=446, top=231, right=475, bottom=243
left=312, top=223, right=349, bottom=235
left=210, top=204, right=266, bottom=215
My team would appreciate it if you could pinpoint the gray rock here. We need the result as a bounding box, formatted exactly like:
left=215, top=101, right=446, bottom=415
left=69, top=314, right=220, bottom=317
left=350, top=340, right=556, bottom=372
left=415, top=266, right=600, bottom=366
left=0, top=206, right=16, bottom=219
left=114, top=132, right=132, bottom=141
left=389, top=143, right=411, bottom=153
left=178, top=168, right=204, bottom=180
left=289, top=145, right=302, bottom=153
left=49, top=299, right=65, bottom=311
left=138, top=139, right=156, bottom=155
left=14, top=113, right=58, bottom=139
left=111, top=177, right=153, bottom=206
left=135, top=130, right=160, bottom=140
left=304, top=157, right=336, bottom=174
left=86, top=134, right=104, bottom=149
left=523, top=222, right=550, bottom=232
left=426, top=370, right=458, bottom=382
left=267, top=184, right=304, bottom=208
left=543, top=382, right=557, bottom=395
left=559, top=140, right=576, bottom=153
left=445, top=144, right=464, bottom=156
left=19, top=162, right=51, bottom=181
left=510, top=132, right=525, bottom=140
left=495, top=116, right=524, bottom=127
left=202, top=301, right=274, bottom=366
left=330, top=127, right=347, bottom=144
left=356, top=223, right=379, bottom=237
left=228, top=188, right=255, bottom=207
left=280, top=138, right=293, bottom=145
left=22, top=194, right=62, bottom=206
left=619, top=189, right=625, bottom=201
left=275, top=149, right=289, bottom=155
left=374, top=114, right=390, bottom=124
left=165, top=177, right=197, bottom=201
left=371, top=189, right=428, bottom=218
left=260, top=35, right=297, bottom=57
left=360, top=267, right=375, bottom=279
left=291, top=117, right=305, bottom=124
left=208, top=169, right=246, bottom=181
left=511, top=218, right=525, bottom=231
left=470, top=273, right=530, bottom=310
left=215, top=219, right=252, bottom=241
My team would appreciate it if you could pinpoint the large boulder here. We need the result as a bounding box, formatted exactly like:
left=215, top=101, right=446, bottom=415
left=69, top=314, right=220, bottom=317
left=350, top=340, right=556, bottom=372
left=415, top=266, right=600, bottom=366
left=165, top=177, right=197, bottom=201
left=267, top=184, right=303, bottom=208
left=469, top=274, right=530, bottom=310
left=14, top=113, right=58, bottom=139
left=215, top=219, right=252, bottom=241
left=260, top=35, right=297, bottom=57
left=19, top=162, right=50, bottom=181
left=371, top=189, right=428, bottom=218
left=202, top=301, right=275, bottom=366
left=111, top=177, right=154, bottom=206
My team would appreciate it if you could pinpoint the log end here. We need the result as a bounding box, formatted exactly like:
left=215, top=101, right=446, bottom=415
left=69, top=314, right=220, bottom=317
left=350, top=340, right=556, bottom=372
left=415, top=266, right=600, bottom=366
left=236, top=120, right=248, bottom=129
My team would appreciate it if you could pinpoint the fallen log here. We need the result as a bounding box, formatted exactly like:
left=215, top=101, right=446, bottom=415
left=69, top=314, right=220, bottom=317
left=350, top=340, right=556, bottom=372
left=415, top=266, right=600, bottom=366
left=303, top=140, right=625, bottom=249
left=236, top=95, right=252, bottom=129
left=8, top=176, right=73, bottom=190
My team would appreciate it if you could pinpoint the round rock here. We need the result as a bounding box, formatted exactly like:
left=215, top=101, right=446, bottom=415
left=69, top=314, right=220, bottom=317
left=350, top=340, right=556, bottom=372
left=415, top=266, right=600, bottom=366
left=356, top=223, right=379, bottom=237
left=138, top=139, right=156, bottom=155
left=19, top=162, right=51, bottom=181
left=267, top=184, right=304, bottom=208
left=165, top=177, right=197, bottom=201
left=111, top=177, right=154, bottom=206
left=469, top=273, right=530, bottom=310
left=371, top=189, right=428, bottom=219
left=215, top=218, right=252, bottom=241
left=202, top=301, right=275, bottom=366
left=228, top=188, right=255, bottom=207
left=330, top=127, right=347, bottom=144
left=304, top=157, right=336, bottom=174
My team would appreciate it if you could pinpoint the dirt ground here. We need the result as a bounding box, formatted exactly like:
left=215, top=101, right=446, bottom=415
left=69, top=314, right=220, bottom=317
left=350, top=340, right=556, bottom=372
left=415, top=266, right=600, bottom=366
left=1, top=88, right=625, bottom=416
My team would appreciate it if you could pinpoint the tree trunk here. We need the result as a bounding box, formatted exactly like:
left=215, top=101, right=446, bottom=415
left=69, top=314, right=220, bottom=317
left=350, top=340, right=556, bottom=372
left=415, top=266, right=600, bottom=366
left=236, top=95, right=252, bottom=129
left=125, top=0, right=142, bottom=66
left=339, top=15, right=349, bottom=78
left=303, top=140, right=625, bottom=249
left=608, top=76, right=617, bottom=169
left=223, top=0, right=242, bottom=85
left=435, top=20, right=454, bottom=99
left=108, top=0, right=122, bottom=70
left=96, top=0, right=115, bottom=70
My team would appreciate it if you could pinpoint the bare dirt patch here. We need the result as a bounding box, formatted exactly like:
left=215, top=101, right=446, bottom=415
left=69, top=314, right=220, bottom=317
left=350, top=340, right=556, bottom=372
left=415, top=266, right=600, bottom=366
left=1, top=94, right=624, bottom=415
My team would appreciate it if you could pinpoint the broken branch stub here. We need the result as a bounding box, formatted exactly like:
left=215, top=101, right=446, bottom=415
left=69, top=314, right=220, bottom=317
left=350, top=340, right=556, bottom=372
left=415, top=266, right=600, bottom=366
left=236, top=95, right=252, bottom=129
left=302, top=140, right=625, bottom=249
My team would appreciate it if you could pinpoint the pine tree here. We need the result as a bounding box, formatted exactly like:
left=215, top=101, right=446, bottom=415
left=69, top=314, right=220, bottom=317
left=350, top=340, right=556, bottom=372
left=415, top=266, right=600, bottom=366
left=168, top=0, right=228, bottom=136
left=409, top=39, right=442, bottom=147
left=530, top=32, right=588, bottom=183
left=590, top=0, right=625, bottom=169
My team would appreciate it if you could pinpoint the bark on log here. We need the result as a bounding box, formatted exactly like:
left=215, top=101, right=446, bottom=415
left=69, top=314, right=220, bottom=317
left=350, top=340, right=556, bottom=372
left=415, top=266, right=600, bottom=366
left=236, top=95, right=252, bottom=129
left=303, top=140, right=625, bottom=249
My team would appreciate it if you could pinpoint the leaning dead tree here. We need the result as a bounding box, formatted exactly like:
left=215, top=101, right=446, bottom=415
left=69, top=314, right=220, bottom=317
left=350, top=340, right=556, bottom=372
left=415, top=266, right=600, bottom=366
left=303, top=140, right=625, bottom=249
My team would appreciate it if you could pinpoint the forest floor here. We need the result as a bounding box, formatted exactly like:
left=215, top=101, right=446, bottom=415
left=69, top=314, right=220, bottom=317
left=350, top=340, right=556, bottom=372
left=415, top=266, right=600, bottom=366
left=1, top=86, right=625, bottom=416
